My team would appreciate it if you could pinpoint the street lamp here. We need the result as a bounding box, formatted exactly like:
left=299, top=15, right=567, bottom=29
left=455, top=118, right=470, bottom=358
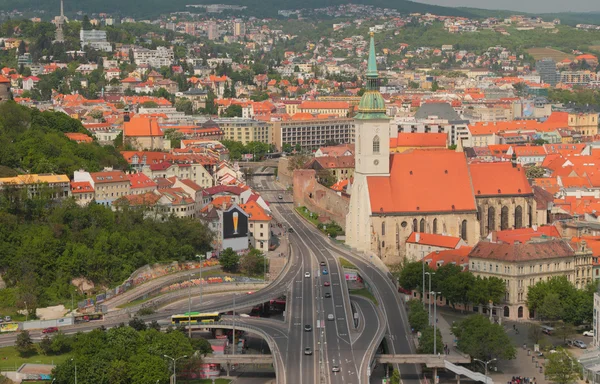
left=232, top=293, right=237, bottom=356
left=473, top=358, right=497, bottom=384
left=188, top=254, right=204, bottom=338
left=421, top=251, right=426, bottom=304
left=425, top=272, right=435, bottom=325
left=431, top=291, right=441, bottom=355
left=164, top=354, right=188, bottom=384
left=70, top=358, right=77, bottom=384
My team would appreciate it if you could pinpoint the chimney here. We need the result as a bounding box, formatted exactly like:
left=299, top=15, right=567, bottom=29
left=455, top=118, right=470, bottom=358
left=511, top=152, right=517, bottom=168
left=416, top=233, right=420, bottom=243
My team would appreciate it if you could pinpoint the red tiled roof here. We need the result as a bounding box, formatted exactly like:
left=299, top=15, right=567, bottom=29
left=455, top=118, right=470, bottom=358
left=239, top=201, right=272, bottom=221
left=367, top=150, right=477, bottom=214
left=406, top=232, right=463, bottom=248
left=127, top=172, right=157, bottom=189
left=492, top=226, right=561, bottom=244
left=469, top=240, right=574, bottom=261
left=422, top=247, right=472, bottom=270
left=390, top=133, right=447, bottom=148
left=70, top=181, right=94, bottom=193
left=469, top=162, right=532, bottom=197
left=124, top=116, right=163, bottom=137
left=90, top=170, right=128, bottom=184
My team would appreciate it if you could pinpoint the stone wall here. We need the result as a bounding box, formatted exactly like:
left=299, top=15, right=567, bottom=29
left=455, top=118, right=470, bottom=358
left=277, top=157, right=293, bottom=188
left=293, top=169, right=349, bottom=229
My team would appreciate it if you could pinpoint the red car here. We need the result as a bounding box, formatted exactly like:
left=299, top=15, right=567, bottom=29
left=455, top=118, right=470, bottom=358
left=42, top=327, right=59, bottom=334
left=324, top=281, right=331, bottom=287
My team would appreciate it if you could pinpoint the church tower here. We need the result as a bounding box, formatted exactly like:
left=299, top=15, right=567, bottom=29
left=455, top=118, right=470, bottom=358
left=346, top=33, right=390, bottom=253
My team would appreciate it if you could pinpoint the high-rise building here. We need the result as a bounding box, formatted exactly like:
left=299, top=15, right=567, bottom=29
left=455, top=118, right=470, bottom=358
left=535, top=58, right=559, bottom=86
left=207, top=22, right=219, bottom=40
left=233, top=20, right=246, bottom=37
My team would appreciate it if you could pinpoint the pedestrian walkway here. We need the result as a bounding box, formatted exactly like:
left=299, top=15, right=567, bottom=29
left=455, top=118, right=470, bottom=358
left=493, top=348, right=548, bottom=384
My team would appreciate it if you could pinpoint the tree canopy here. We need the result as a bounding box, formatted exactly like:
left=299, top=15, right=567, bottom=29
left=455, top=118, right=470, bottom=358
left=527, top=276, right=596, bottom=324
left=452, top=314, right=516, bottom=361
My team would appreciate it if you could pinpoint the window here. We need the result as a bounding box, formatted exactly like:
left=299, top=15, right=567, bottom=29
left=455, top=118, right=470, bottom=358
left=381, top=222, right=386, bottom=236
left=433, top=218, right=438, bottom=234
left=461, top=220, right=467, bottom=241
left=373, top=135, right=380, bottom=154
left=515, top=206, right=523, bottom=229
left=420, top=219, right=425, bottom=233
left=487, top=206, right=496, bottom=233
left=413, top=219, right=418, bottom=233
left=501, top=206, right=509, bottom=230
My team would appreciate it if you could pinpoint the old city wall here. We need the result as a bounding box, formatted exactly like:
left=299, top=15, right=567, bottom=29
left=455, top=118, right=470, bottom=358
left=293, top=169, right=349, bottom=229
left=277, top=157, right=293, bottom=188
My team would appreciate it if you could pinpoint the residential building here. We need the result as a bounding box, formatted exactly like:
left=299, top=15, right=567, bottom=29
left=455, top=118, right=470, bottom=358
left=142, top=162, right=213, bottom=189
left=405, top=232, right=467, bottom=262
left=270, top=117, right=355, bottom=152
left=297, top=101, right=351, bottom=117
left=73, top=170, right=130, bottom=206
left=239, top=201, right=272, bottom=253
left=314, top=144, right=354, bottom=158
left=70, top=181, right=95, bottom=206
left=133, top=47, right=174, bottom=68
left=0, top=174, right=70, bottom=200
left=469, top=239, right=593, bottom=320
left=304, top=156, right=355, bottom=182
left=422, top=247, right=471, bottom=271
left=233, top=20, right=246, bottom=36
left=216, top=118, right=271, bottom=146
left=80, top=29, right=112, bottom=52
left=127, top=172, right=157, bottom=195
left=207, top=22, right=219, bottom=40
left=535, top=58, right=559, bottom=86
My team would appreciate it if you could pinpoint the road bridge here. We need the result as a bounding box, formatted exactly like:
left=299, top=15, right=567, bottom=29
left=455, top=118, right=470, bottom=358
left=202, top=355, right=274, bottom=365
left=375, top=354, right=471, bottom=368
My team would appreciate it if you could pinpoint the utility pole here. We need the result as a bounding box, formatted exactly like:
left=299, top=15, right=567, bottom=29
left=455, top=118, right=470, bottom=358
left=474, top=358, right=497, bottom=384
left=422, top=251, right=426, bottom=304
left=425, top=272, right=435, bottom=325
left=432, top=291, right=441, bottom=355
left=164, top=355, right=187, bottom=384
left=232, top=294, right=236, bottom=356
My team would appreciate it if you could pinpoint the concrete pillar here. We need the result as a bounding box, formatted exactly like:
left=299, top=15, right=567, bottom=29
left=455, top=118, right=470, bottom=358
left=456, top=374, right=461, bottom=384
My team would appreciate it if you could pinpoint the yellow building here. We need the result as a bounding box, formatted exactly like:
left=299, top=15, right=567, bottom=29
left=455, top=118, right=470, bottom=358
left=469, top=239, right=593, bottom=320
left=0, top=174, right=70, bottom=199
left=568, top=111, right=599, bottom=136
left=298, top=101, right=351, bottom=118
left=215, top=118, right=271, bottom=146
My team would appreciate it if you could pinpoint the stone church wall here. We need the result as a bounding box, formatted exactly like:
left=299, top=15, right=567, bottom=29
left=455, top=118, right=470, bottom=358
left=293, top=169, right=349, bottom=229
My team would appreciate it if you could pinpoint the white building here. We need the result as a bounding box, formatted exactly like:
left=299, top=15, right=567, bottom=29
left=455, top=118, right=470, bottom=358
left=80, top=29, right=112, bottom=52
left=133, top=46, right=174, bottom=68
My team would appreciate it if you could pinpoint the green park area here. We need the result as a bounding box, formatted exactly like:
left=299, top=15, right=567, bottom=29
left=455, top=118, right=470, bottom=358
left=0, top=345, right=72, bottom=371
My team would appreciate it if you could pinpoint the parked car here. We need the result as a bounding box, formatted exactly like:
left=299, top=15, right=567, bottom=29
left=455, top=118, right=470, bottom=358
left=583, top=330, right=594, bottom=337
left=573, top=340, right=588, bottom=349
left=42, top=327, right=59, bottom=334
left=278, top=194, right=283, bottom=200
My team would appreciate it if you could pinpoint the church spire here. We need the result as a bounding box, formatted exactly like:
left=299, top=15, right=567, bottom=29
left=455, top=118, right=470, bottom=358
left=354, top=32, right=387, bottom=120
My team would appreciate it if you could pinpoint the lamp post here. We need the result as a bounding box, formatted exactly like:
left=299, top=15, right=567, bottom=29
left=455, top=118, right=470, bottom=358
left=70, top=358, right=77, bottom=384
left=421, top=251, right=426, bottom=304
left=425, top=272, right=435, bottom=325
left=164, top=354, right=188, bottom=384
left=474, top=358, right=497, bottom=384
left=232, top=293, right=237, bottom=356
left=431, top=291, right=441, bottom=355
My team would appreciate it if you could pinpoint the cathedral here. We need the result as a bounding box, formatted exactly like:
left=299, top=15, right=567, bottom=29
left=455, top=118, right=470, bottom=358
left=346, top=34, right=538, bottom=265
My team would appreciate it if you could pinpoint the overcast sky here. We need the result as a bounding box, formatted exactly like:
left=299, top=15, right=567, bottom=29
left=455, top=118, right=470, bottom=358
left=415, top=0, right=600, bottom=13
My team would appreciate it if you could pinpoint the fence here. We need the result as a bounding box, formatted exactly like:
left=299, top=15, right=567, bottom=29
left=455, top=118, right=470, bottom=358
left=21, top=317, right=73, bottom=331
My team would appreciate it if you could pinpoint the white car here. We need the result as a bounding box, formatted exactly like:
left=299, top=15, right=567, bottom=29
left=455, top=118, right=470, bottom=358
left=583, top=331, right=594, bottom=337
left=327, top=314, right=334, bottom=321
left=304, top=272, right=311, bottom=278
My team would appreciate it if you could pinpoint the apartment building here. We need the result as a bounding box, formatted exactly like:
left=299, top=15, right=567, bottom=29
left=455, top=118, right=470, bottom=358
left=0, top=174, right=70, bottom=200
left=271, top=117, right=355, bottom=151
left=70, top=181, right=95, bottom=206
left=297, top=101, right=351, bottom=118
left=469, top=239, right=593, bottom=320
left=133, top=46, right=174, bottom=67
left=80, top=29, right=112, bottom=52
left=142, top=162, right=213, bottom=189
left=239, top=201, right=272, bottom=253
left=74, top=170, right=131, bottom=206
left=215, top=118, right=271, bottom=145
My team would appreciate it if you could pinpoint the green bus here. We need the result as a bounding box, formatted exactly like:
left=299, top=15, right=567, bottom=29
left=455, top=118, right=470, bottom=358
left=171, top=312, right=221, bottom=325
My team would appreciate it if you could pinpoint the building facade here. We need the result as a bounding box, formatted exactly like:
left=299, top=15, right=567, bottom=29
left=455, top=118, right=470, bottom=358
left=270, top=117, right=355, bottom=152
left=216, top=118, right=271, bottom=146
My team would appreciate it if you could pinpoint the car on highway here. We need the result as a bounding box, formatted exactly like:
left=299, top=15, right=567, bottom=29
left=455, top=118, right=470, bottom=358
left=322, top=269, right=328, bottom=275
left=304, top=272, right=311, bottom=278
left=332, top=365, right=340, bottom=372
left=323, top=281, right=330, bottom=287
left=320, top=261, right=326, bottom=266
left=573, top=340, right=588, bottom=349
left=304, top=347, right=313, bottom=355
left=327, top=314, right=334, bottom=321
left=324, top=292, right=331, bottom=298
left=583, top=330, right=594, bottom=337
left=246, top=291, right=254, bottom=295
left=42, top=327, right=59, bottom=334
left=304, top=324, right=312, bottom=332
left=288, top=228, right=294, bottom=233
left=278, top=194, right=283, bottom=199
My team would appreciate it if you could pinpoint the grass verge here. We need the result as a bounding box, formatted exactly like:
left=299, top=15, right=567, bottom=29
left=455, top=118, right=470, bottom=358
left=295, top=206, right=320, bottom=226
left=0, top=345, right=72, bottom=371
left=350, top=288, right=378, bottom=306
left=339, top=257, right=357, bottom=270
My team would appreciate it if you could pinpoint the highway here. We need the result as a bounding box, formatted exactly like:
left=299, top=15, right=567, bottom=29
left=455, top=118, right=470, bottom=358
left=0, top=172, right=417, bottom=384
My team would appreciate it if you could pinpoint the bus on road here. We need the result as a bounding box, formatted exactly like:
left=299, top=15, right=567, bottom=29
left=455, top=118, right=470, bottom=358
left=171, top=312, right=221, bottom=325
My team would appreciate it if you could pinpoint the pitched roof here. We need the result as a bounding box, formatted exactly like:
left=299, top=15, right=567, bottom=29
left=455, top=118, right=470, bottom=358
left=367, top=150, right=477, bottom=214
left=124, top=116, right=163, bottom=137
left=422, top=247, right=472, bottom=270
left=469, top=162, right=532, bottom=197
left=239, top=201, right=272, bottom=221
left=308, top=155, right=355, bottom=169
left=414, top=102, right=460, bottom=120
left=469, top=240, right=574, bottom=262
left=390, top=133, right=447, bottom=148
left=90, top=171, right=128, bottom=184
left=406, top=232, right=463, bottom=248
left=118, top=192, right=161, bottom=206
left=70, top=181, right=94, bottom=193
left=127, top=172, right=157, bottom=189
left=298, top=101, right=350, bottom=110
left=491, top=226, right=561, bottom=244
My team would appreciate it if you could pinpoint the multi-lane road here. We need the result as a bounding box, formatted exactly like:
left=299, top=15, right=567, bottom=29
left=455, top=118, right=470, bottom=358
left=0, top=172, right=418, bottom=384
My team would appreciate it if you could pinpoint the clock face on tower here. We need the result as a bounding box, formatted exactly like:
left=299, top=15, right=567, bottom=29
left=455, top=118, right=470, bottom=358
left=374, top=160, right=379, bottom=165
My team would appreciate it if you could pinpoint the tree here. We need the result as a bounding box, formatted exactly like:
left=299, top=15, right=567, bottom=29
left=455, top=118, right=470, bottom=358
left=50, top=332, right=72, bottom=354
left=193, top=337, right=213, bottom=356
left=39, top=335, right=52, bottom=355
left=390, top=369, right=401, bottom=384
left=545, top=348, right=581, bottom=384
left=538, top=292, right=564, bottom=322
left=452, top=314, right=516, bottom=361
left=239, top=248, right=266, bottom=276
left=407, top=300, right=429, bottom=332
left=129, top=317, right=147, bottom=331
left=82, top=15, right=92, bottom=31
left=149, top=320, right=161, bottom=331
left=141, top=101, right=158, bottom=109
left=174, top=98, right=193, bottom=115
left=467, top=276, right=506, bottom=306
left=399, top=261, right=431, bottom=293
left=15, top=330, right=35, bottom=356
left=315, top=169, right=336, bottom=188
left=219, top=248, right=240, bottom=273
left=17, top=40, right=26, bottom=56
left=554, top=321, right=576, bottom=345
left=418, top=325, right=443, bottom=354
left=526, top=276, right=591, bottom=324
left=223, top=104, right=243, bottom=118
left=528, top=324, right=544, bottom=344
left=526, top=166, right=546, bottom=179
left=282, top=143, right=293, bottom=153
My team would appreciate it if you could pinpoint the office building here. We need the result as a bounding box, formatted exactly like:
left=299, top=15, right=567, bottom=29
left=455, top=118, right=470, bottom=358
left=535, top=58, right=559, bottom=86
left=80, top=29, right=112, bottom=52
left=215, top=118, right=271, bottom=146
left=271, top=117, right=355, bottom=151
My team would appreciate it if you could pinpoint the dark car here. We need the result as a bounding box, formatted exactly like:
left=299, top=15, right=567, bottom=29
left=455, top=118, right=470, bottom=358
left=42, top=327, right=59, bottom=334
left=320, top=261, right=326, bottom=266
left=324, top=292, right=331, bottom=298
left=304, top=324, right=312, bottom=332
left=288, top=228, right=294, bottom=233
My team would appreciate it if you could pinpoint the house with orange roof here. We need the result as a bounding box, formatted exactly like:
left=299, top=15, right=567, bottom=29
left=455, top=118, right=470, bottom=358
left=239, top=200, right=272, bottom=252
left=123, top=115, right=170, bottom=151
left=127, top=172, right=157, bottom=195
left=488, top=225, right=561, bottom=244
left=405, top=232, right=467, bottom=261
left=314, top=144, right=354, bottom=158
left=64, top=132, right=93, bottom=144
left=422, top=246, right=472, bottom=271
left=304, top=156, right=355, bottom=182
